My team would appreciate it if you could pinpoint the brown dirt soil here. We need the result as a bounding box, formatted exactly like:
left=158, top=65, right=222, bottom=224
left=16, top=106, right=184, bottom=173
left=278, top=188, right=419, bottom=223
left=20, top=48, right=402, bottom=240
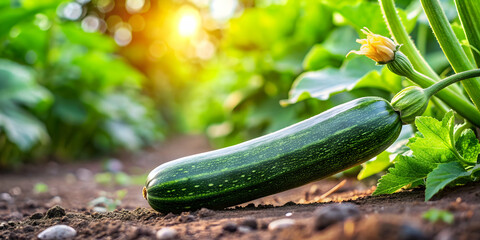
left=1, top=135, right=480, bottom=239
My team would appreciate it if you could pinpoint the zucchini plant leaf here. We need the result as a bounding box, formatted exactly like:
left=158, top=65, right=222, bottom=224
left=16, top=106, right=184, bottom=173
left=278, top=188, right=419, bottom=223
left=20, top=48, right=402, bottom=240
left=302, top=27, right=358, bottom=71
left=407, top=111, right=460, bottom=163
left=357, top=151, right=391, bottom=180
left=374, top=155, right=435, bottom=195
left=283, top=56, right=383, bottom=105
left=302, top=45, right=342, bottom=71
left=455, top=129, right=480, bottom=164
left=425, top=161, right=470, bottom=201
left=332, top=1, right=417, bottom=37
left=374, top=110, right=480, bottom=200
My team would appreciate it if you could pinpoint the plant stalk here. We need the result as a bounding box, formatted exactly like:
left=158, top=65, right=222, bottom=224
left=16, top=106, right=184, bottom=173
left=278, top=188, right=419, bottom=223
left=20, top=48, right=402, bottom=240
left=420, top=0, right=480, bottom=110
left=455, top=0, right=480, bottom=68
left=378, top=0, right=440, bottom=81
left=406, top=69, right=480, bottom=127
left=425, top=70, right=480, bottom=97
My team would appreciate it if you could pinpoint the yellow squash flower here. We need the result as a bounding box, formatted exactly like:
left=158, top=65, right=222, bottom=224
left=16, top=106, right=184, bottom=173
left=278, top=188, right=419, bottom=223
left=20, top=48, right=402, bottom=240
left=348, top=28, right=397, bottom=64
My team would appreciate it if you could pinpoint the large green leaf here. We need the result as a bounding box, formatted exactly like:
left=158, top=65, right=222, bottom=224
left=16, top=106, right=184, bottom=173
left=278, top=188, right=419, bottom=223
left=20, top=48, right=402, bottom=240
left=302, top=45, right=342, bottom=71
left=0, top=2, right=56, bottom=38
left=302, top=27, right=358, bottom=71
left=86, top=93, right=164, bottom=145
left=0, top=59, right=50, bottom=150
left=0, top=104, right=48, bottom=150
left=322, top=26, right=359, bottom=57
left=455, top=129, right=480, bottom=164
left=102, top=120, right=142, bottom=151
left=282, top=56, right=384, bottom=105
left=333, top=1, right=417, bottom=37
left=374, top=155, right=435, bottom=195
left=0, top=59, right=51, bottom=107
left=425, top=161, right=470, bottom=201
left=408, top=111, right=459, bottom=163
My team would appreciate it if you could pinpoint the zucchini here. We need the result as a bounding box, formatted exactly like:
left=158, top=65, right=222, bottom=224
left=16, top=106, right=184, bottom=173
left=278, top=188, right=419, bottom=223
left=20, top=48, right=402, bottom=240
left=144, top=97, right=402, bottom=213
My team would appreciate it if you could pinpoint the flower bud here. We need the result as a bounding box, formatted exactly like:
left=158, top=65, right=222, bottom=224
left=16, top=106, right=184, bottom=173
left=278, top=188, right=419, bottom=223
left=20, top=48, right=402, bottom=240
left=386, top=51, right=416, bottom=79
left=391, top=86, right=429, bottom=124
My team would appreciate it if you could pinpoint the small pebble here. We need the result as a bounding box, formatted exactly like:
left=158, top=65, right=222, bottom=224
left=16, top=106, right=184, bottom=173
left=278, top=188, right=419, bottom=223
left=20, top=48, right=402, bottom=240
left=237, top=226, right=251, bottom=234
left=313, top=203, right=360, bottom=230
left=240, top=217, right=258, bottom=230
left=30, top=212, right=44, bottom=220
left=0, top=193, right=13, bottom=203
left=285, top=212, right=293, bottom=217
left=76, top=168, right=93, bottom=181
left=92, top=207, right=107, bottom=213
left=24, top=225, right=34, bottom=232
left=197, top=208, right=215, bottom=217
left=222, top=222, right=238, bottom=232
left=268, top=218, right=295, bottom=231
left=10, top=187, right=22, bottom=196
left=177, top=214, right=195, bottom=223
left=0, top=222, right=8, bottom=230
left=156, top=227, right=178, bottom=240
left=45, top=206, right=66, bottom=218
left=104, top=158, right=123, bottom=173
left=37, top=225, right=77, bottom=239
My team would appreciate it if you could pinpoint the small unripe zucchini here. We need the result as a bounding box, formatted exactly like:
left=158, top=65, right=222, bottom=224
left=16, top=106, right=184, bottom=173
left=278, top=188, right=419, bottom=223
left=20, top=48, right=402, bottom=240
left=144, top=97, right=402, bottom=213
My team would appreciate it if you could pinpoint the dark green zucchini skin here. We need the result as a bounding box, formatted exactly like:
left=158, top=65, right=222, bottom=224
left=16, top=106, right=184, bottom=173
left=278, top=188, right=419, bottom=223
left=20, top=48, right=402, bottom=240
left=145, top=97, right=401, bottom=213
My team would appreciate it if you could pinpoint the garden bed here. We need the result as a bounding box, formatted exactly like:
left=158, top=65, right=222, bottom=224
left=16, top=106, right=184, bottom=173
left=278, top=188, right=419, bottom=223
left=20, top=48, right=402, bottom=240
left=1, top=136, right=479, bottom=239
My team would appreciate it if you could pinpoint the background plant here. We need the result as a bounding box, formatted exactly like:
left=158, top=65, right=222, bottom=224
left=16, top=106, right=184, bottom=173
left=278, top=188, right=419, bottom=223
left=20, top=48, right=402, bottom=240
left=0, top=0, right=164, bottom=168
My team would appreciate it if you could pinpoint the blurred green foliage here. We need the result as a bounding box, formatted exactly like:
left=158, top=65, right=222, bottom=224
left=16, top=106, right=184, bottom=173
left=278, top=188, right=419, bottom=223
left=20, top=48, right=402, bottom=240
left=0, top=0, right=164, bottom=168
left=422, top=208, right=454, bottom=224
left=0, top=0, right=460, bottom=169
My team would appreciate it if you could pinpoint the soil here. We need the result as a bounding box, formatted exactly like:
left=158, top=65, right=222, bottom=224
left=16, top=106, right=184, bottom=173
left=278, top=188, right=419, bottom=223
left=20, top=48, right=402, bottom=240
left=1, top=135, right=480, bottom=239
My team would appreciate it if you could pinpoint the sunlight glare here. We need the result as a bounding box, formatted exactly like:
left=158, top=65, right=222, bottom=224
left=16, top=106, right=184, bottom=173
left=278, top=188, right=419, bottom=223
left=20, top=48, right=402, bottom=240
left=178, top=6, right=200, bottom=38
left=210, top=0, right=237, bottom=21
left=126, top=0, right=145, bottom=13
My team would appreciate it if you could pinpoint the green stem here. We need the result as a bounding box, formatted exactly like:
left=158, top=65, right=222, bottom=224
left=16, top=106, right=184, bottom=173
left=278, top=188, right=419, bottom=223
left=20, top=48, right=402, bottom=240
left=420, top=0, right=480, bottom=110
left=379, top=0, right=440, bottom=80
left=389, top=55, right=480, bottom=127
left=455, top=0, right=480, bottom=68
left=425, top=69, right=480, bottom=97
left=417, top=23, right=428, bottom=56
left=407, top=69, right=480, bottom=127
left=378, top=0, right=463, bottom=113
